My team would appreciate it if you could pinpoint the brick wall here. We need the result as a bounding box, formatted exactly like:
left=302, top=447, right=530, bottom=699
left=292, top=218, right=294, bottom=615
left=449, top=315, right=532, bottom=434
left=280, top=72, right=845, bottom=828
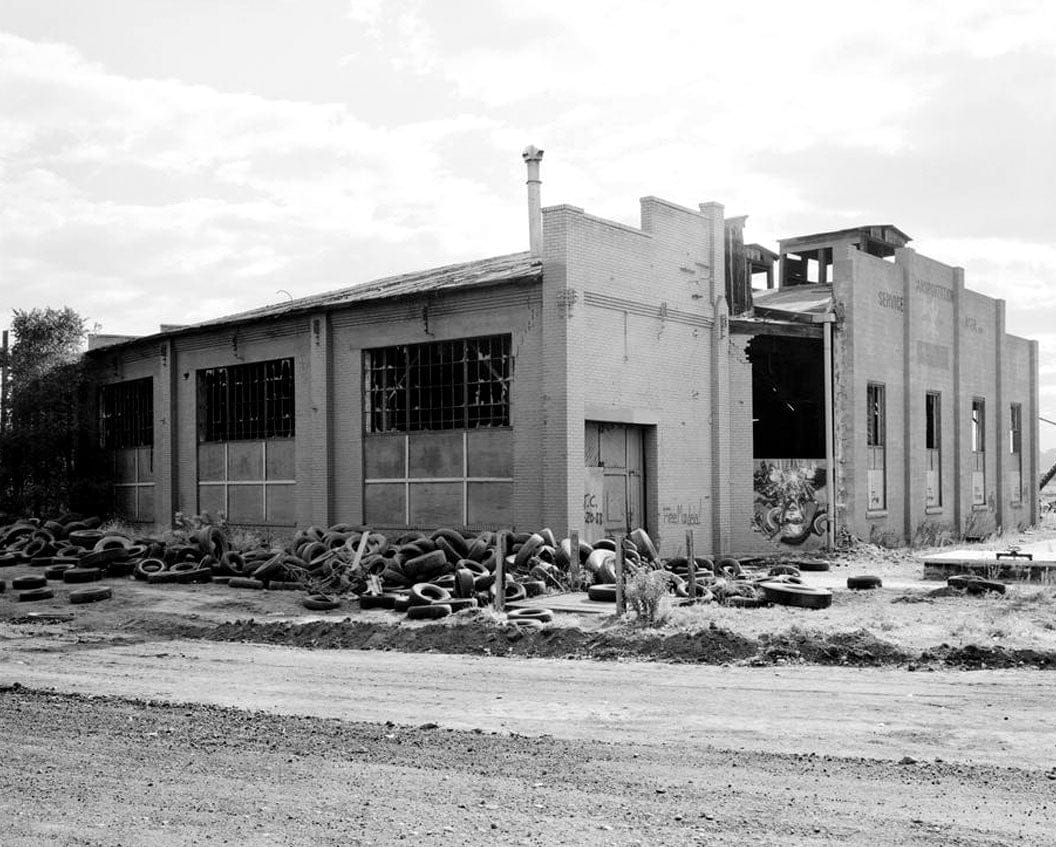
left=542, top=197, right=726, bottom=556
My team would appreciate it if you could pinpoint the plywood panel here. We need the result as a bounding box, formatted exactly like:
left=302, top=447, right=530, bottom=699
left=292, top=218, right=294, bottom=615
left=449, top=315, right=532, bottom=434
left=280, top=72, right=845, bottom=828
left=229, top=485, right=264, bottom=523
left=229, top=441, right=263, bottom=481
left=364, top=435, right=406, bottom=479
left=198, top=485, right=224, bottom=517
left=467, top=429, right=513, bottom=477
left=114, top=487, right=136, bottom=519
left=198, top=443, right=225, bottom=482
left=266, top=438, right=296, bottom=480
left=408, top=431, right=462, bottom=478
left=138, top=485, right=156, bottom=522
left=409, top=481, right=461, bottom=526
left=365, top=483, right=406, bottom=525
left=604, top=472, right=627, bottom=527
left=467, top=482, right=513, bottom=527
left=114, top=449, right=136, bottom=483
left=136, top=447, right=155, bottom=482
left=266, top=483, right=296, bottom=525
left=584, top=422, right=601, bottom=467
left=600, top=425, right=627, bottom=468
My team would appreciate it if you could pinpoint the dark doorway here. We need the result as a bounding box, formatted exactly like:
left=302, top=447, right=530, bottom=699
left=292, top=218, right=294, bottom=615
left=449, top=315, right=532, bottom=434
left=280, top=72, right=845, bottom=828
left=748, top=335, right=825, bottom=459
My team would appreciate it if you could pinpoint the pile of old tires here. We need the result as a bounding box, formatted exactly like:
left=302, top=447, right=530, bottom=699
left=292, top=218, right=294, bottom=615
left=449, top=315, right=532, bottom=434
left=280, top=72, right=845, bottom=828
left=0, top=516, right=132, bottom=604
left=0, top=513, right=836, bottom=614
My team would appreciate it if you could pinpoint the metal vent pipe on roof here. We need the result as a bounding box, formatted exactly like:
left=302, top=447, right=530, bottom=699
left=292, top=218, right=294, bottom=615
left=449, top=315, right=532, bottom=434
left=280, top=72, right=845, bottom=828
left=522, top=145, right=544, bottom=257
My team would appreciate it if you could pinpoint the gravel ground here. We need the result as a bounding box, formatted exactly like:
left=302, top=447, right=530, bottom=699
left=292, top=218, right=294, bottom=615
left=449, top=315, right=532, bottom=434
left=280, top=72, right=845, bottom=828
left=3, top=685, right=1055, bottom=847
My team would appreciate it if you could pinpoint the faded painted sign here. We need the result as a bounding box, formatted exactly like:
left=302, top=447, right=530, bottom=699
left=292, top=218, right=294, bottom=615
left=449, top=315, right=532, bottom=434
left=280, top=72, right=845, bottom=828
left=752, top=459, right=828, bottom=549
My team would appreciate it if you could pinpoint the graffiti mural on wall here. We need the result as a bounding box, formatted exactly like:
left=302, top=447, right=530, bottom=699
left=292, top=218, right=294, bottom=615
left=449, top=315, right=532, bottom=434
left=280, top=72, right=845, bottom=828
left=752, top=460, right=828, bottom=548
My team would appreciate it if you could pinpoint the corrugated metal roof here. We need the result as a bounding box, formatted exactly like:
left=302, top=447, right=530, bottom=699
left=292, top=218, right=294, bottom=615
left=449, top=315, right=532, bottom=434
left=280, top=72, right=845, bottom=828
left=752, top=283, right=833, bottom=317
left=87, top=251, right=542, bottom=354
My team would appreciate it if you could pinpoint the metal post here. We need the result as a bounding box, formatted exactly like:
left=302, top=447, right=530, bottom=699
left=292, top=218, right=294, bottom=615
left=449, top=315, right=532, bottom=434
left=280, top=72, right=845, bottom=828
left=614, top=535, right=626, bottom=616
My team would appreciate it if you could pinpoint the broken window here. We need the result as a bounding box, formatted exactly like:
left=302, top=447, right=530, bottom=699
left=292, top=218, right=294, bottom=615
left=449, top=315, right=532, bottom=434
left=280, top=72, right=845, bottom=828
left=1010, top=403, right=1022, bottom=504
left=925, top=392, right=941, bottom=508
left=364, top=335, right=511, bottom=433
left=99, top=377, right=153, bottom=449
left=971, top=398, right=986, bottom=505
left=866, top=383, right=886, bottom=511
left=198, top=358, right=295, bottom=442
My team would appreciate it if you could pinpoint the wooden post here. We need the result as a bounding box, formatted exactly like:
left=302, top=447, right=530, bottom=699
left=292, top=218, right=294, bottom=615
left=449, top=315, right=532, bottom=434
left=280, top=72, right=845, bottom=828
left=493, top=530, right=507, bottom=612
left=569, top=529, right=581, bottom=590
left=614, top=535, right=626, bottom=616
left=350, top=529, right=371, bottom=571
left=686, top=530, right=697, bottom=599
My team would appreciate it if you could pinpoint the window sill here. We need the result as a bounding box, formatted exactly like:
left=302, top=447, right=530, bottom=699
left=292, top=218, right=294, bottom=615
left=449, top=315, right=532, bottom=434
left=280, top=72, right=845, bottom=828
left=924, top=506, right=944, bottom=515
left=971, top=504, right=989, bottom=512
left=866, top=509, right=888, bottom=519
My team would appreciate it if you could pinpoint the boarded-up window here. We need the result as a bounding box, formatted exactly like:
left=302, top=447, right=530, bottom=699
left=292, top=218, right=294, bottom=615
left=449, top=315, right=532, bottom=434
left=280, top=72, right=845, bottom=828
left=197, top=439, right=296, bottom=526
left=364, top=335, right=511, bottom=433
left=363, top=429, right=513, bottom=528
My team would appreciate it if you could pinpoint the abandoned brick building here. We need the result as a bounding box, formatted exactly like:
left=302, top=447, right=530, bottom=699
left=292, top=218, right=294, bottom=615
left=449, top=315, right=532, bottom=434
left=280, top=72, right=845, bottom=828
left=86, top=148, right=1040, bottom=556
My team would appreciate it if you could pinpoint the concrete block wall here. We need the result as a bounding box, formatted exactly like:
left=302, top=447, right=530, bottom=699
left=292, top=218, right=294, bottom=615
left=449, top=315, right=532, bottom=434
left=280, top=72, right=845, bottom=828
left=832, top=245, right=1035, bottom=544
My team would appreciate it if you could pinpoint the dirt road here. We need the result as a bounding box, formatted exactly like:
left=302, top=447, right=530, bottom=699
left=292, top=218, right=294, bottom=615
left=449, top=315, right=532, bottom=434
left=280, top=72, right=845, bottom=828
left=2, top=633, right=1056, bottom=845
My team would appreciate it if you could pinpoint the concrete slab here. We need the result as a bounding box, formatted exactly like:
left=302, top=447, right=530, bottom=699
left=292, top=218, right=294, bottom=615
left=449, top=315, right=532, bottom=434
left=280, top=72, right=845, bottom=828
left=922, top=538, right=1056, bottom=581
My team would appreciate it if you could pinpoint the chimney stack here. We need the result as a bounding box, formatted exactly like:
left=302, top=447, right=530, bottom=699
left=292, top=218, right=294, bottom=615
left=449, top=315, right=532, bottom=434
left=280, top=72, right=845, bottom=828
left=522, top=145, right=544, bottom=256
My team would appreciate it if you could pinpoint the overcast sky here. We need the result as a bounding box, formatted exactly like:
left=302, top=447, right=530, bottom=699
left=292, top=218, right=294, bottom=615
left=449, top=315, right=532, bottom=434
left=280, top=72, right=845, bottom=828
left=2, top=1, right=1054, bottom=446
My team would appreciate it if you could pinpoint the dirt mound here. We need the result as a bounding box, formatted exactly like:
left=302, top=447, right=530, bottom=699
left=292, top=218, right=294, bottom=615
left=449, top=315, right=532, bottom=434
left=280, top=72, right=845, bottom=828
left=759, top=628, right=910, bottom=666
left=203, top=616, right=760, bottom=664
left=920, top=643, right=1056, bottom=670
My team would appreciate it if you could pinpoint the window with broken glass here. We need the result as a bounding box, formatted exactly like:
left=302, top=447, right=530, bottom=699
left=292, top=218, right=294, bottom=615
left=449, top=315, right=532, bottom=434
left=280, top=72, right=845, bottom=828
left=925, top=391, right=941, bottom=508
left=198, top=358, right=295, bottom=442
left=99, top=377, right=153, bottom=450
left=866, top=383, right=886, bottom=511
left=971, top=398, right=986, bottom=506
left=99, top=377, right=155, bottom=521
left=364, top=335, right=511, bottom=433
left=1010, top=402, right=1022, bottom=504
left=362, top=335, right=514, bottom=528
left=195, top=358, right=296, bottom=526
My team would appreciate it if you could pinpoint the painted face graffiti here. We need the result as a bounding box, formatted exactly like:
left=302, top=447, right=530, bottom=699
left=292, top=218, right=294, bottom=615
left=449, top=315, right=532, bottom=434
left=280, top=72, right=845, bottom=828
left=753, top=461, right=828, bottom=547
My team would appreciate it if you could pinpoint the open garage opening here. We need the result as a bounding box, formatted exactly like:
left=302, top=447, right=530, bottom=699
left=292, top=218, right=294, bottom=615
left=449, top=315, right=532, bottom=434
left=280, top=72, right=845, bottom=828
left=748, top=335, right=829, bottom=549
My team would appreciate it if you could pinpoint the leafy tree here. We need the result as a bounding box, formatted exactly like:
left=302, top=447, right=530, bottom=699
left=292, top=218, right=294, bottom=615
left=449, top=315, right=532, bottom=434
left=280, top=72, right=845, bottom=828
left=0, top=308, right=108, bottom=517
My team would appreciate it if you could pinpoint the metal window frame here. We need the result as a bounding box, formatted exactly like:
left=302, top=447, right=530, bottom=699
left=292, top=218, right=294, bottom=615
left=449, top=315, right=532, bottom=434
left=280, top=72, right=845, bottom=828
left=99, top=377, right=154, bottom=450
left=925, top=391, right=942, bottom=508
left=363, top=334, right=512, bottom=435
left=1010, top=402, right=1023, bottom=504
left=866, top=382, right=886, bottom=511
left=198, top=358, right=295, bottom=443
